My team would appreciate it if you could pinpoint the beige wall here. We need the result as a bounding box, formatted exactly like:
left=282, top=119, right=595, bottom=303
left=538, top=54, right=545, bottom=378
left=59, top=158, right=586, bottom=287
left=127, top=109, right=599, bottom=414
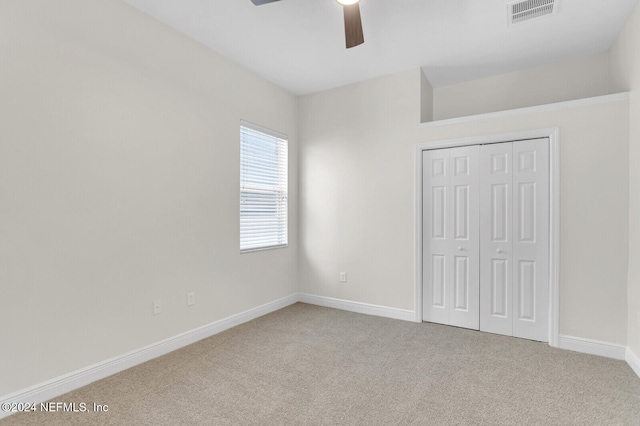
left=611, top=1, right=640, bottom=357
left=432, top=52, right=614, bottom=121
left=300, top=70, right=629, bottom=345
left=299, top=69, right=421, bottom=310
left=0, top=0, right=298, bottom=396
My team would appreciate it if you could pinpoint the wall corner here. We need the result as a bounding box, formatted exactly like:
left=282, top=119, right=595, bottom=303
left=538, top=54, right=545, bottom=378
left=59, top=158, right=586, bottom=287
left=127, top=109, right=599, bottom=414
left=420, top=69, right=434, bottom=123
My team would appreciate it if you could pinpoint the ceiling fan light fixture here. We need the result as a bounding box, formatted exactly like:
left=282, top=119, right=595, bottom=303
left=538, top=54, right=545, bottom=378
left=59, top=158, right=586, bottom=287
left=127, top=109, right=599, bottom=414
left=336, top=0, right=360, bottom=5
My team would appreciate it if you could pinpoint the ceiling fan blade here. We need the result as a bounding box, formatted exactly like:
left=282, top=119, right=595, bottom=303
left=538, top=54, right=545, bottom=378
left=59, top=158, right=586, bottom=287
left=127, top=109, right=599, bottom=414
left=251, top=0, right=281, bottom=5
left=343, top=3, right=364, bottom=49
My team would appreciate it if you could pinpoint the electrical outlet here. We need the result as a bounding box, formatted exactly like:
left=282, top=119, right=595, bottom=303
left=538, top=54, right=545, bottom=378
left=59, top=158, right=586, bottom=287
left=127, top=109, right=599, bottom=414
left=153, top=300, right=162, bottom=315
left=187, top=292, right=195, bottom=306
left=340, top=272, right=347, bottom=283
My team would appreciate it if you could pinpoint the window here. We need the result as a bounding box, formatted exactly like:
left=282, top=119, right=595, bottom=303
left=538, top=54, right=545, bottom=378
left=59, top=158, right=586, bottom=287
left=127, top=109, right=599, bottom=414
left=240, top=121, right=288, bottom=252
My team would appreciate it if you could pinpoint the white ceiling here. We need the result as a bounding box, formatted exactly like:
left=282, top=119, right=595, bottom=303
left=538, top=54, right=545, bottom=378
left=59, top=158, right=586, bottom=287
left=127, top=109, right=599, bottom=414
left=121, top=0, right=639, bottom=95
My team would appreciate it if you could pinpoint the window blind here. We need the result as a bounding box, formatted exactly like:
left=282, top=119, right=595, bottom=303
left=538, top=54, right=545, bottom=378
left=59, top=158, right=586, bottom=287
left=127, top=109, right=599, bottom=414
left=240, top=122, right=288, bottom=252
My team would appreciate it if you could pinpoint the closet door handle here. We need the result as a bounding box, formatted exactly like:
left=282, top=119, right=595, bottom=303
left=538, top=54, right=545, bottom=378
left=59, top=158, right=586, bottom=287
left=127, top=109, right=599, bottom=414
left=496, top=249, right=503, bottom=254
left=458, top=246, right=464, bottom=251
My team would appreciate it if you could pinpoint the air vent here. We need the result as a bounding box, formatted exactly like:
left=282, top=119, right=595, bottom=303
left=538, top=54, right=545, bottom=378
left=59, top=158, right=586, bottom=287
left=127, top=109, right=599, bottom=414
left=508, top=0, right=557, bottom=26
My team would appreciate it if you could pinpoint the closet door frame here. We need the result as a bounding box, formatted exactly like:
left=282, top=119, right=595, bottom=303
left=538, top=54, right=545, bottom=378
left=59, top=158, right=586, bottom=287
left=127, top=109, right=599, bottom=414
left=414, top=128, right=560, bottom=348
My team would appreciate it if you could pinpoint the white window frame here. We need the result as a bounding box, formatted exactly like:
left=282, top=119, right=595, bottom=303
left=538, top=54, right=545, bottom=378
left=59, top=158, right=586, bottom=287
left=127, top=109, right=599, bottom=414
left=239, top=120, right=288, bottom=252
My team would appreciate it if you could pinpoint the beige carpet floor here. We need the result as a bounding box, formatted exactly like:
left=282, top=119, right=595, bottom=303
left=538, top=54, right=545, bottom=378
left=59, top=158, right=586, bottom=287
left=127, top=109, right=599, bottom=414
left=3, top=303, right=640, bottom=425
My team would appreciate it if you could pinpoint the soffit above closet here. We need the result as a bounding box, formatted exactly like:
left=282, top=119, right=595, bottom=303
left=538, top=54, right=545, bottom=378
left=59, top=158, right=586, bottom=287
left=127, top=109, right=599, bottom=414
left=121, top=0, right=639, bottom=95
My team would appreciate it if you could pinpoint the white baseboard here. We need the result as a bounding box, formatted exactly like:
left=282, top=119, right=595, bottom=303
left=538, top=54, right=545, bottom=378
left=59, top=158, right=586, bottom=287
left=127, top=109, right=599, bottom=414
left=0, top=294, right=298, bottom=420
left=626, top=348, right=640, bottom=379
left=298, top=293, right=415, bottom=322
left=558, top=335, right=627, bottom=360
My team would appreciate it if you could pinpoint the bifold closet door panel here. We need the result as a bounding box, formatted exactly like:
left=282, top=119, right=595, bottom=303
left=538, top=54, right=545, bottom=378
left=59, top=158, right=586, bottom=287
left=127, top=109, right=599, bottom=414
left=479, top=139, right=549, bottom=342
left=512, top=139, right=549, bottom=342
left=448, top=146, right=480, bottom=330
left=423, top=146, right=479, bottom=329
left=479, top=143, right=514, bottom=337
left=423, top=148, right=450, bottom=324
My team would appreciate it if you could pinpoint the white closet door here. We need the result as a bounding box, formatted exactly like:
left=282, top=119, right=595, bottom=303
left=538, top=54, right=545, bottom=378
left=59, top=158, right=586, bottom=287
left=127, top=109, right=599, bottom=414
left=479, top=139, right=549, bottom=342
left=449, top=146, right=480, bottom=329
left=480, top=143, right=514, bottom=336
left=423, top=146, right=479, bottom=329
left=423, top=149, right=450, bottom=324
left=512, top=139, right=549, bottom=342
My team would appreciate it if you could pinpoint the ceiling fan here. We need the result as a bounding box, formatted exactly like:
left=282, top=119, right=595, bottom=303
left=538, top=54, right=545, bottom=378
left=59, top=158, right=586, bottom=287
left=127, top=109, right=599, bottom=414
left=250, top=0, right=364, bottom=49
